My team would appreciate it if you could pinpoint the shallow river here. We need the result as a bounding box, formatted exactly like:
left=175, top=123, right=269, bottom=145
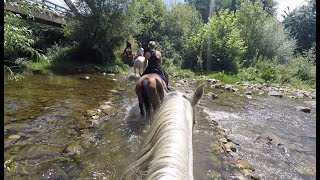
left=4, top=74, right=316, bottom=179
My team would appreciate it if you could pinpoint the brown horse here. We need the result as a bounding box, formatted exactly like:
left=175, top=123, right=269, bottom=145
left=123, top=48, right=133, bottom=67
left=135, top=73, right=168, bottom=117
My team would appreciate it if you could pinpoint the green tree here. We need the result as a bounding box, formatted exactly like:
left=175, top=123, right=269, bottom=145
left=235, top=0, right=295, bottom=65
left=62, top=0, right=138, bottom=63
left=129, top=0, right=168, bottom=48
left=160, top=3, right=203, bottom=55
left=282, top=0, right=316, bottom=53
left=185, top=0, right=211, bottom=22
left=235, top=0, right=267, bottom=65
left=184, top=9, right=246, bottom=72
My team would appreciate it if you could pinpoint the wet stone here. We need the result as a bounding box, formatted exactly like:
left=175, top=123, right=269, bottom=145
left=8, top=134, right=21, bottom=140
left=85, top=110, right=96, bottom=117
left=219, top=137, right=228, bottom=143
left=296, top=93, right=306, bottom=99
left=110, top=89, right=118, bottom=93
left=80, top=76, right=90, bottom=80
left=91, top=115, right=99, bottom=119
left=209, top=92, right=219, bottom=100
left=244, top=91, right=252, bottom=95
left=237, top=159, right=255, bottom=171
left=207, top=79, right=219, bottom=84
left=225, top=84, right=232, bottom=91
left=64, top=141, right=84, bottom=157
left=80, top=139, right=93, bottom=150
left=295, top=106, right=311, bottom=113
left=229, top=152, right=241, bottom=160
left=268, top=91, right=282, bottom=98
left=224, top=142, right=237, bottom=152
left=214, top=83, right=223, bottom=89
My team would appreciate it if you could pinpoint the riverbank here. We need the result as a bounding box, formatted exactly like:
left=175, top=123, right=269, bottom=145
left=7, top=58, right=315, bottom=93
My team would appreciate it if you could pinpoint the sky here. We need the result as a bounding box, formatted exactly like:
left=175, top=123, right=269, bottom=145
left=49, top=0, right=307, bottom=21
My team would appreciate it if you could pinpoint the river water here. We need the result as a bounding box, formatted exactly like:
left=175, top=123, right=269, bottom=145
left=4, top=74, right=316, bottom=179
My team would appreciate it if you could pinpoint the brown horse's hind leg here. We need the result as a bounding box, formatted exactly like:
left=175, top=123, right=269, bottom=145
left=138, top=99, right=144, bottom=116
left=142, top=78, right=151, bottom=117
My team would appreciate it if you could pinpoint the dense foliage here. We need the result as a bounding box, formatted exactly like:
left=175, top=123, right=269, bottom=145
left=282, top=0, right=316, bottom=54
left=4, top=0, right=316, bottom=89
left=183, top=9, right=246, bottom=72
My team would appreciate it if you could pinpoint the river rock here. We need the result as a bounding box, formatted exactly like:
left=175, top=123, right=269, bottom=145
left=85, top=110, right=96, bottom=117
left=110, top=89, right=118, bottom=93
left=246, top=95, right=253, bottom=99
left=107, top=73, right=115, bottom=76
left=8, top=134, right=21, bottom=140
left=295, top=106, right=311, bottom=113
left=64, top=141, right=84, bottom=157
left=229, top=151, right=241, bottom=160
left=112, top=78, right=117, bottom=81
left=212, top=83, right=222, bottom=89
left=224, top=142, right=237, bottom=152
left=268, top=91, right=282, bottom=98
left=244, top=91, right=252, bottom=95
left=237, top=159, right=255, bottom=171
left=76, top=121, right=90, bottom=129
left=224, top=84, right=232, bottom=91
left=80, top=139, right=94, bottom=150
left=209, top=92, right=219, bottom=100
left=91, top=115, right=99, bottom=119
left=95, top=109, right=102, bottom=115
left=243, top=169, right=260, bottom=180
left=102, top=72, right=107, bottom=76
left=232, top=87, right=239, bottom=93
left=288, top=96, right=297, bottom=99
left=264, top=133, right=284, bottom=146
left=80, top=76, right=89, bottom=80
left=99, top=104, right=112, bottom=110
left=219, top=137, right=228, bottom=143
left=207, top=79, right=219, bottom=84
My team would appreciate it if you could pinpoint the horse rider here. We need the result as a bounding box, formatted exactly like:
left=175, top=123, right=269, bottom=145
left=123, top=41, right=133, bottom=66
left=134, top=42, right=144, bottom=60
left=123, top=41, right=132, bottom=54
left=141, top=41, right=170, bottom=91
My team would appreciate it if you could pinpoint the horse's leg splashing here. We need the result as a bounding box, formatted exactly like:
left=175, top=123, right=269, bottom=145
left=141, top=78, right=151, bottom=117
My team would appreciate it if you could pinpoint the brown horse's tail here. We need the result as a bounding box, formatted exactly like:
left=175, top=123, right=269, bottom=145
left=142, top=78, right=151, bottom=115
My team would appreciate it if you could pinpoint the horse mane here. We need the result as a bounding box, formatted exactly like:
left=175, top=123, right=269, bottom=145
left=123, top=91, right=194, bottom=180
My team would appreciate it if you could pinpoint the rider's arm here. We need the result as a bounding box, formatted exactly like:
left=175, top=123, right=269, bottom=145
left=156, top=51, right=162, bottom=65
left=144, top=52, right=150, bottom=68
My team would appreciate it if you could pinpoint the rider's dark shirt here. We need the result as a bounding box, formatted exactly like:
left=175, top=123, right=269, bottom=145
left=146, top=49, right=161, bottom=70
left=142, top=49, right=168, bottom=86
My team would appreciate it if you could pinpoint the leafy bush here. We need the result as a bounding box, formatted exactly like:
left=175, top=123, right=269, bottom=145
left=4, top=12, right=42, bottom=60
left=46, top=42, right=79, bottom=62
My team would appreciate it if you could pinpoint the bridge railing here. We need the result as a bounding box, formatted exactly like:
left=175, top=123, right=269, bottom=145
left=26, top=0, right=74, bottom=17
